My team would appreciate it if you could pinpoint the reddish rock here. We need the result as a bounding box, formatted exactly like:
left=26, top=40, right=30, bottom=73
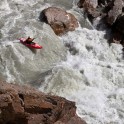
left=41, top=7, right=79, bottom=35
left=27, top=114, right=45, bottom=124
left=66, top=116, right=86, bottom=124
left=98, top=0, right=113, bottom=7
left=0, top=82, right=86, bottom=124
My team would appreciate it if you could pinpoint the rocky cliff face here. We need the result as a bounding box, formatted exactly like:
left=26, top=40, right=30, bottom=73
left=0, top=82, right=86, bottom=124
left=77, top=0, right=124, bottom=46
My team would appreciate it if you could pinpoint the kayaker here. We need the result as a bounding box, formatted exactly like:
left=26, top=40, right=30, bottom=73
left=25, top=37, right=35, bottom=44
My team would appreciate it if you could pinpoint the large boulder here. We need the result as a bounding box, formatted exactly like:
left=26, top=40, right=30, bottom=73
left=0, top=82, right=87, bottom=124
left=40, top=7, right=79, bottom=35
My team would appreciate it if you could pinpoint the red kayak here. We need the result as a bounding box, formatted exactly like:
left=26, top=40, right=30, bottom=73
left=19, top=38, right=42, bottom=49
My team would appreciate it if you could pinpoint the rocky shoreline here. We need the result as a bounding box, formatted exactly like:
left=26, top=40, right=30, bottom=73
left=77, top=0, right=124, bottom=46
left=0, top=82, right=86, bottom=124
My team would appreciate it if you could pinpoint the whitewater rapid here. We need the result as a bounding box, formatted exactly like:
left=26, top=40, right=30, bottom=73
left=39, top=27, right=124, bottom=124
left=0, top=0, right=124, bottom=124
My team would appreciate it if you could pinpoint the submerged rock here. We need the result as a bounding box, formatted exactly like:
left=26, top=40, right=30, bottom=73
left=0, top=82, right=86, bottom=124
left=40, top=7, right=79, bottom=35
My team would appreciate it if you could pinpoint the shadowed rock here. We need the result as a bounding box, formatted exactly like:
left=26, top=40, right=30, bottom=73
left=113, top=15, right=124, bottom=46
left=77, top=0, right=100, bottom=19
left=78, top=0, right=98, bottom=9
left=77, top=0, right=124, bottom=47
left=107, top=0, right=123, bottom=25
left=77, top=0, right=123, bottom=24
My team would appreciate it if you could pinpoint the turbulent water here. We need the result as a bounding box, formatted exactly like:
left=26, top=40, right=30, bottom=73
left=1, top=0, right=124, bottom=124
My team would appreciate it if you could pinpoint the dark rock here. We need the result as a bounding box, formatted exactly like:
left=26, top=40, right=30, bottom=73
left=41, top=7, right=79, bottom=35
left=0, top=82, right=86, bottom=124
left=78, top=0, right=98, bottom=9
left=77, top=0, right=124, bottom=46
left=107, top=0, right=123, bottom=25
left=112, top=15, right=124, bottom=46
left=55, top=116, right=87, bottom=124
left=77, top=0, right=123, bottom=24
left=114, top=15, right=124, bottom=34
left=112, top=31, right=122, bottom=44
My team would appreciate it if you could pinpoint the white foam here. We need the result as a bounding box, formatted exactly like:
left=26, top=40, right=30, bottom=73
left=0, top=0, right=10, bottom=11
left=40, top=26, right=124, bottom=124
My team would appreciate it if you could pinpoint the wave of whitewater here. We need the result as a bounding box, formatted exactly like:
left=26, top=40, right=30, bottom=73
left=0, top=0, right=124, bottom=124
left=40, top=27, right=124, bottom=124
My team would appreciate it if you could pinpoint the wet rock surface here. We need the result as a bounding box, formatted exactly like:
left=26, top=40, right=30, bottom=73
left=0, top=82, right=86, bottom=124
left=40, top=7, right=79, bottom=35
left=77, top=0, right=124, bottom=46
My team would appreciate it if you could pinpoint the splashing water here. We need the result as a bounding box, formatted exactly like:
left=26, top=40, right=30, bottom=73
left=1, top=0, right=124, bottom=124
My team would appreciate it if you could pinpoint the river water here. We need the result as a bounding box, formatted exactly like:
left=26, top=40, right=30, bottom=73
left=1, top=0, right=124, bottom=124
